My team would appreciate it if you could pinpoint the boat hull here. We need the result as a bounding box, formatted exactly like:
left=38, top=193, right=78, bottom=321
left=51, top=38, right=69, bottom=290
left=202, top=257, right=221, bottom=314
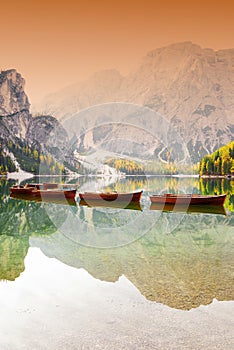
left=150, top=194, right=227, bottom=206
left=10, top=186, right=37, bottom=195
left=10, top=184, right=77, bottom=200
left=79, top=190, right=143, bottom=203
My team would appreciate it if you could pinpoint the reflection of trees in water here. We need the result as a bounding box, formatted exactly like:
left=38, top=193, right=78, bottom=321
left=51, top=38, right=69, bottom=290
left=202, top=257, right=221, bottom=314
left=0, top=235, right=29, bottom=281
left=105, top=176, right=200, bottom=193
left=0, top=179, right=29, bottom=280
left=199, top=178, right=234, bottom=211
left=31, top=209, right=234, bottom=310
left=137, top=214, right=233, bottom=310
left=1, top=176, right=233, bottom=299
left=0, top=197, right=57, bottom=237
left=0, top=179, right=57, bottom=281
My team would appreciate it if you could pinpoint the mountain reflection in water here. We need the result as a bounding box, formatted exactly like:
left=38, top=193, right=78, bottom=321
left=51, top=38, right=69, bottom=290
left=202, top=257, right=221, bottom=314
left=0, top=176, right=233, bottom=310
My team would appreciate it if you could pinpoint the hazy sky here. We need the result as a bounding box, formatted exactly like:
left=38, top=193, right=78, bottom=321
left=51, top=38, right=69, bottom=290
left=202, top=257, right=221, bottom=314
left=1, top=0, right=234, bottom=104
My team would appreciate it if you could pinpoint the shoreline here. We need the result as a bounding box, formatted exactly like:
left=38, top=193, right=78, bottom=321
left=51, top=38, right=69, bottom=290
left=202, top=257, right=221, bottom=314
left=2, top=173, right=234, bottom=180
left=200, top=174, right=234, bottom=179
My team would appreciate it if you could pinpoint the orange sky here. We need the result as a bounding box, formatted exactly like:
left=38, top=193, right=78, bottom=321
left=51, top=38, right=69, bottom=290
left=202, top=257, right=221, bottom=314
left=1, top=0, right=234, bottom=105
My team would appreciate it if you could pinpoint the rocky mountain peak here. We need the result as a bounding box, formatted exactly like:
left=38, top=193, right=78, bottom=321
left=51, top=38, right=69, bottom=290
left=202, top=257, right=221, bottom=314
left=0, top=69, right=30, bottom=116
left=146, top=41, right=202, bottom=58
left=36, top=42, right=234, bottom=163
left=0, top=69, right=75, bottom=175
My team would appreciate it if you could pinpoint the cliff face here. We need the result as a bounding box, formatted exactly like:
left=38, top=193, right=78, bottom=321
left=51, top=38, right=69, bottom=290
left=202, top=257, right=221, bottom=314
left=133, top=42, right=234, bottom=161
left=38, top=42, right=234, bottom=162
left=0, top=69, right=72, bottom=174
left=0, top=69, right=30, bottom=116
left=27, top=115, right=70, bottom=161
left=0, top=69, right=31, bottom=142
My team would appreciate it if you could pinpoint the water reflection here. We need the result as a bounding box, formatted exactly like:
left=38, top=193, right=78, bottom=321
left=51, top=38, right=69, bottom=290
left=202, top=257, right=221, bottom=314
left=10, top=192, right=77, bottom=206
left=30, top=210, right=233, bottom=310
left=0, top=235, right=29, bottom=281
left=150, top=202, right=227, bottom=216
left=79, top=198, right=142, bottom=211
left=0, top=176, right=233, bottom=310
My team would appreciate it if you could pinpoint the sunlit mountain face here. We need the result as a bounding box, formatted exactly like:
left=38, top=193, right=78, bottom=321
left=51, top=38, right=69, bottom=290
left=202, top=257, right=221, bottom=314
left=39, top=42, right=234, bottom=163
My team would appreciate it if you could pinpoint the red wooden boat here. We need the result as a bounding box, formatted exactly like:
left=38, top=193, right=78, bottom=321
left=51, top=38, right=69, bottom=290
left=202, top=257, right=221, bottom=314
left=149, top=193, right=227, bottom=206
left=25, top=183, right=59, bottom=190
left=10, top=185, right=37, bottom=195
left=10, top=183, right=77, bottom=200
left=25, top=183, right=78, bottom=190
left=79, top=190, right=143, bottom=203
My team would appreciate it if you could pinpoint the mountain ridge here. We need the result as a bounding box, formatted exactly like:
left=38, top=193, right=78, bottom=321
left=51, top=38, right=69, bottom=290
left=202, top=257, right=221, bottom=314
left=36, top=42, right=234, bottom=162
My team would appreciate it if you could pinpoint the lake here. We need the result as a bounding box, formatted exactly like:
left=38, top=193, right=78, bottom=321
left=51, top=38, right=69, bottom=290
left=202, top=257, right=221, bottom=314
left=0, top=176, right=233, bottom=349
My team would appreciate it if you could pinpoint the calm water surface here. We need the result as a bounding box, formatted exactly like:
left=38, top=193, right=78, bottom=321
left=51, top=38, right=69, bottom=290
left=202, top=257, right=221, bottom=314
left=0, top=176, right=233, bottom=349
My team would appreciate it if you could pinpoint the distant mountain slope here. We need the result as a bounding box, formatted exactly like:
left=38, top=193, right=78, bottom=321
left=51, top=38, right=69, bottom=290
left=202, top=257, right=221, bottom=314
left=38, top=42, right=234, bottom=163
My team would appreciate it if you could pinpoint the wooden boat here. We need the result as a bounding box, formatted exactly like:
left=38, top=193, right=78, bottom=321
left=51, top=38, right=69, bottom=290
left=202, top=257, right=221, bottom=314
left=79, top=190, right=143, bottom=203
left=149, top=193, right=227, bottom=206
left=25, top=183, right=42, bottom=190
left=10, top=183, right=77, bottom=200
left=79, top=199, right=142, bottom=211
left=24, top=183, right=59, bottom=190
left=150, top=203, right=227, bottom=216
left=10, top=185, right=38, bottom=195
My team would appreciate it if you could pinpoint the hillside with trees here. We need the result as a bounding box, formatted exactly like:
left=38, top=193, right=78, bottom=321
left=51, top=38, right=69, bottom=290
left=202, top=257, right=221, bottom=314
left=200, top=141, right=234, bottom=176
left=0, top=138, right=66, bottom=175
left=0, top=70, right=81, bottom=176
left=105, top=158, right=199, bottom=175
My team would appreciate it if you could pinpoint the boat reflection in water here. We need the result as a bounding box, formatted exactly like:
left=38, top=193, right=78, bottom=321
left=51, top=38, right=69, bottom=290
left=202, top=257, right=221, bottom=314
left=2, top=177, right=233, bottom=311
left=10, top=193, right=77, bottom=206
left=79, top=198, right=142, bottom=211
left=150, top=202, right=227, bottom=216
